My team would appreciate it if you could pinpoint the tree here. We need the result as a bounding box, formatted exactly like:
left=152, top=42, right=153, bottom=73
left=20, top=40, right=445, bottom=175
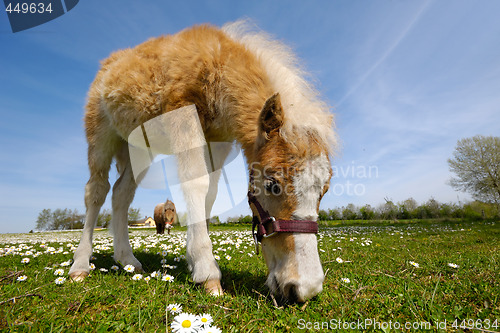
left=359, top=205, right=375, bottom=220
left=448, top=136, right=500, bottom=206
left=35, top=209, right=52, bottom=231
left=342, top=203, right=358, bottom=220
left=378, top=198, right=398, bottom=220
left=127, top=207, right=141, bottom=224
left=97, top=209, right=112, bottom=228
left=35, top=208, right=84, bottom=231
left=398, top=198, right=418, bottom=219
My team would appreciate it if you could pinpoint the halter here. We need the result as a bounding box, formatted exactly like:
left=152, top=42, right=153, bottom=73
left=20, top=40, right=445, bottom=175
left=247, top=170, right=319, bottom=254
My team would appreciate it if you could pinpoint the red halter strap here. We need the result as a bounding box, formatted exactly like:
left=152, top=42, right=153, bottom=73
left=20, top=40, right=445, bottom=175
left=247, top=170, right=319, bottom=252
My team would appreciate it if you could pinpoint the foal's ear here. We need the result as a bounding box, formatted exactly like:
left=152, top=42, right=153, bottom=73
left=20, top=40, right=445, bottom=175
left=259, top=93, right=284, bottom=136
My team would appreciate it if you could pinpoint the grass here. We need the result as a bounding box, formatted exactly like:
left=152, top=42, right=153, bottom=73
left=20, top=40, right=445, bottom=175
left=0, top=220, right=499, bottom=332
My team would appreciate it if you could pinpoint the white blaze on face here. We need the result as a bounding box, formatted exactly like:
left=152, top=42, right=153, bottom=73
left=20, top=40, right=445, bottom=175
left=292, top=154, right=331, bottom=221
left=290, top=154, right=330, bottom=301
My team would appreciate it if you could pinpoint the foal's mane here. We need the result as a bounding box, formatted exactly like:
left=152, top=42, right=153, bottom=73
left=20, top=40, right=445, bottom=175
left=222, top=20, right=337, bottom=154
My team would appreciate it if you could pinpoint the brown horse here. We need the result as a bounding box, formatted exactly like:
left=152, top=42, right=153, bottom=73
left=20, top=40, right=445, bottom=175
left=154, top=200, right=177, bottom=234
left=69, top=21, right=336, bottom=302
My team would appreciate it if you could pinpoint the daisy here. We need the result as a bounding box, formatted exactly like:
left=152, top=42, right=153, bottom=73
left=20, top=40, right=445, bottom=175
left=111, top=265, right=119, bottom=271
left=448, top=263, right=459, bottom=269
left=124, top=264, right=135, bottom=273
left=150, top=271, right=159, bottom=278
left=144, top=276, right=151, bottom=282
left=225, top=255, right=232, bottom=260
left=341, top=277, right=350, bottom=284
left=197, top=313, right=213, bottom=327
left=160, top=259, right=167, bottom=264
left=171, top=313, right=202, bottom=333
left=100, top=268, right=108, bottom=272
left=17, top=275, right=27, bottom=282
left=60, top=260, right=72, bottom=267
left=167, top=303, right=182, bottom=314
left=336, top=257, right=344, bottom=263
left=89, top=263, right=96, bottom=270
left=198, top=326, right=222, bottom=333
left=214, top=255, right=220, bottom=260
left=162, top=274, right=174, bottom=282
left=409, top=261, right=420, bottom=268
left=21, top=257, right=30, bottom=264
left=54, top=268, right=65, bottom=276
left=55, top=277, right=66, bottom=285
left=132, top=274, right=143, bottom=281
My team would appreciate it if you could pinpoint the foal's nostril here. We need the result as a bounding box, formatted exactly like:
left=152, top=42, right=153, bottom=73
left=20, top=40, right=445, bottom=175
left=284, top=283, right=299, bottom=303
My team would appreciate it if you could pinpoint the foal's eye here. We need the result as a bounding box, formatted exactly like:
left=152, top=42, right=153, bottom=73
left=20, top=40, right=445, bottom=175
left=264, top=178, right=282, bottom=196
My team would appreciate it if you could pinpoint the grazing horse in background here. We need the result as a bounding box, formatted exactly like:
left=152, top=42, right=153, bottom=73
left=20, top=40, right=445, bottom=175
left=69, top=20, right=336, bottom=303
left=154, top=200, right=177, bottom=235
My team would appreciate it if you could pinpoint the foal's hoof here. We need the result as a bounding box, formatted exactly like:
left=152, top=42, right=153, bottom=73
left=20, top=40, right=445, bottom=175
left=204, top=279, right=223, bottom=296
left=69, top=271, right=88, bottom=282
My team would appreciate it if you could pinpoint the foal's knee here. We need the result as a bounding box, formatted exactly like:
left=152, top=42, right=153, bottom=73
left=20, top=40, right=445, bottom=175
left=84, top=176, right=110, bottom=207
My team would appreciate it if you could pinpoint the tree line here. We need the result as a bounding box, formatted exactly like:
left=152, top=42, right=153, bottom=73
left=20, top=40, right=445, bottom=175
left=318, top=198, right=499, bottom=221
left=36, top=198, right=498, bottom=231
left=35, top=207, right=142, bottom=231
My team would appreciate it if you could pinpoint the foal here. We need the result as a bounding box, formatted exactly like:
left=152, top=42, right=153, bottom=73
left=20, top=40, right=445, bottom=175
left=69, top=21, right=336, bottom=302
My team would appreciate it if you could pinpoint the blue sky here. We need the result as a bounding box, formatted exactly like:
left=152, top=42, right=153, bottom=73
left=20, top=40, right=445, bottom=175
left=1, top=0, right=499, bottom=233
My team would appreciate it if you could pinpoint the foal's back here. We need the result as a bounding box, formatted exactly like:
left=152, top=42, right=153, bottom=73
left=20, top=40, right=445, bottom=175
left=85, top=25, right=269, bottom=144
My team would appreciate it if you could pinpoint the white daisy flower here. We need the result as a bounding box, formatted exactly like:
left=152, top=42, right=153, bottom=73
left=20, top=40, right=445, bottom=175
left=55, top=277, right=66, bottom=285
left=144, top=276, right=151, bottom=282
left=198, top=326, right=222, bottom=333
left=132, top=274, right=143, bottom=281
left=100, top=268, right=108, bottom=272
left=150, top=271, right=159, bottom=278
left=21, top=257, right=30, bottom=264
left=89, top=263, right=96, bottom=270
left=17, top=275, right=27, bottom=282
left=111, top=265, right=119, bottom=271
left=448, top=263, right=459, bottom=269
left=123, top=264, right=135, bottom=273
left=171, top=313, right=202, bottom=333
left=341, top=277, right=350, bottom=284
left=409, top=261, right=420, bottom=268
left=167, top=303, right=182, bottom=314
left=336, top=257, right=344, bottom=263
left=197, top=313, right=213, bottom=327
left=162, top=274, right=174, bottom=282
left=225, top=255, right=232, bottom=260
left=54, top=269, right=65, bottom=276
left=160, top=259, right=167, bottom=264
left=60, top=260, right=72, bottom=267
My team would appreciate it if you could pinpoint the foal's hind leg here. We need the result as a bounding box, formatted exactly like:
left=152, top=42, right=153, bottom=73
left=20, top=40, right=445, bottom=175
left=111, top=143, right=143, bottom=271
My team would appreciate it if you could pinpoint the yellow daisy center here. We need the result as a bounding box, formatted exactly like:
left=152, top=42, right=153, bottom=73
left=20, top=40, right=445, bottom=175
left=182, top=320, right=191, bottom=328
left=201, top=318, right=207, bottom=323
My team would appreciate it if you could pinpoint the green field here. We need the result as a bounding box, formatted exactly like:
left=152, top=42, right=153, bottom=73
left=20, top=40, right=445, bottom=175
left=1, top=220, right=499, bottom=332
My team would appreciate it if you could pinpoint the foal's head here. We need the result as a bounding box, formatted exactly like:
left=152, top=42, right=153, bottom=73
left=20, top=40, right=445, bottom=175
left=251, top=94, right=332, bottom=303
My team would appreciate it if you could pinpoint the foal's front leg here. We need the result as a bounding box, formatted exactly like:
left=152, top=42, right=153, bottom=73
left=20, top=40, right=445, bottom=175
left=178, top=147, right=222, bottom=295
